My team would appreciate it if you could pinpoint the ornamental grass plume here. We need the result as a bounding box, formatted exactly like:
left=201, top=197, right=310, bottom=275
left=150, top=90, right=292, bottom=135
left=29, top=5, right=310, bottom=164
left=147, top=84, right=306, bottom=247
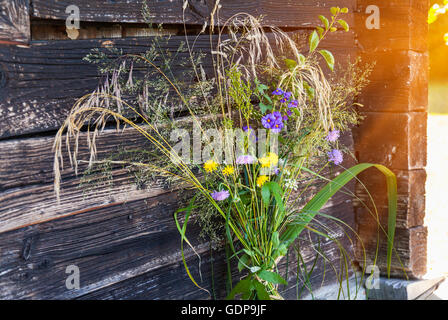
left=53, top=4, right=399, bottom=300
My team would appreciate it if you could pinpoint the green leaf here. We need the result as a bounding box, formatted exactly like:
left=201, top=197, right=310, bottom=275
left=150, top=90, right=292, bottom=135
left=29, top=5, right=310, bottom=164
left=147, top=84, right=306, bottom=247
left=259, top=102, right=273, bottom=114
left=338, top=19, right=349, bottom=32
left=243, top=249, right=255, bottom=257
left=261, top=184, right=271, bottom=205
left=330, top=27, right=337, bottom=32
left=238, top=254, right=251, bottom=272
left=316, top=26, right=324, bottom=39
left=226, top=278, right=252, bottom=300
left=258, top=270, right=288, bottom=285
left=341, top=7, right=349, bottom=13
left=284, top=58, right=298, bottom=71
left=253, top=280, right=271, bottom=300
left=272, top=231, right=280, bottom=249
left=330, top=7, right=340, bottom=16
left=318, top=15, right=329, bottom=29
left=280, top=163, right=398, bottom=278
left=309, top=30, right=319, bottom=53
left=319, top=49, right=335, bottom=71
left=266, top=181, right=284, bottom=213
left=297, top=53, right=306, bottom=65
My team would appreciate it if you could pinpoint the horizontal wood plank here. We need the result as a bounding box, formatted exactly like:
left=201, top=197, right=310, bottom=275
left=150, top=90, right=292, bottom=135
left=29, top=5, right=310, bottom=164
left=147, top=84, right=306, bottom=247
left=30, top=0, right=355, bottom=28
left=0, top=186, right=355, bottom=299
left=0, top=192, right=207, bottom=299
left=0, top=124, right=356, bottom=234
left=0, top=31, right=355, bottom=138
left=0, top=0, right=30, bottom=44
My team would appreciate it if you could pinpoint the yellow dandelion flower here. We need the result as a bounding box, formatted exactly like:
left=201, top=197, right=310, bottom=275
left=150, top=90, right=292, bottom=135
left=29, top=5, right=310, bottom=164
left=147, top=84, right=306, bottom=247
left=222, top=165, right=235, bottom=176
left=256, top=175, right=269, bottom=187
left=204, top=160, right=218, bottom=172
left=267, top=152, right=279, bottom=166
left=258, top=157, right=271, bottom=168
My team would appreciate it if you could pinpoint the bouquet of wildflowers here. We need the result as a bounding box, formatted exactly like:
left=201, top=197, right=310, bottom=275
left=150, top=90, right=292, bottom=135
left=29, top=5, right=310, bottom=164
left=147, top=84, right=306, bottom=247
left=53, top=5, right=398, bottom=300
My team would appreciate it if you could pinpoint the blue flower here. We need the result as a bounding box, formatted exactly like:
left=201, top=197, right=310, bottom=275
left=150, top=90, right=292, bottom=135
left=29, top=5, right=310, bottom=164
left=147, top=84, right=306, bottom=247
left=271, top=120, right=284, bottom=133
left=326, top=130, right=340, bottom=142
left=211, top=190, right=230, bottom=201
left=262, top=113, right=276, bottom=129
left=328, top=149, right=343, bottom=165
left=272, top=88, right=284, bottom=96
left=288, top=100, right=298, bottom=108
left=272, top=111, right=282, bottom=121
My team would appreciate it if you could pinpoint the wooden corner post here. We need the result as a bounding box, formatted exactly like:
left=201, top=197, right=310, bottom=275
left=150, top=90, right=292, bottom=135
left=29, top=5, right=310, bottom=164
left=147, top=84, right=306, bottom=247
left=354, top=0, right=429, bottom=278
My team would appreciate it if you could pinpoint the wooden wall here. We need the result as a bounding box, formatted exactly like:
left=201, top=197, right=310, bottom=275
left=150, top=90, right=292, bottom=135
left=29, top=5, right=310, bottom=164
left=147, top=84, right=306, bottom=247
left=0, top=0, right=428, bottom=299
left=353, top=0, right=429, bottom=278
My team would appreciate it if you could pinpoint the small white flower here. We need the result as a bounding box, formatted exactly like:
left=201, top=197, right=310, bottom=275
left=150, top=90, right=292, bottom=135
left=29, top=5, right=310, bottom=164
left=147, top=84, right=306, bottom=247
left=284, top=178, right=299, bottom=191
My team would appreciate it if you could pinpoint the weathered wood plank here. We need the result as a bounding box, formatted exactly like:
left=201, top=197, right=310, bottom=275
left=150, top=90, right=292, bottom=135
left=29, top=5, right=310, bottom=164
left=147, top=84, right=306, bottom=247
left=353, top=112, right=427, bottom=171
left=354, top=169, right=426, bottom=229
left=0, top=192, right=207, bottom=299
left=0, top=186, right=355, bottom=299
left=358, top=50, right=428, bottom=113
left=356, top=225, right=427, bottom=279
left=30, top=0, right=355, bottom=28
left=0, top=124, right=356, bottom=234
left=0, top=0, right=30, bottom=44
left=356, top=0, right=427, bottom=52
left=0, top=31, right=355, bottom=138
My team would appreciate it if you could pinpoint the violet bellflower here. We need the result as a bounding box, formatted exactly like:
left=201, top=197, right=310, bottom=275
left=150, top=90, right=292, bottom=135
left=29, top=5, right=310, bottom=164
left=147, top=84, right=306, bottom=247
left=211, top=190, right=230, bottom=201
left=261, top=113, right=277, bottom=129
left=326, top=130, right=340, bottom=142
left=271, top=120, right=284, bottom=133
left=272, top=88, right=284, bottom=96
left=288, top=100, right=298, bottom=109
left=281, top=91, right=292, bottom=103
left=327, top=149, right=343, bottom=165
left=236, top=155, right=257, bottom=165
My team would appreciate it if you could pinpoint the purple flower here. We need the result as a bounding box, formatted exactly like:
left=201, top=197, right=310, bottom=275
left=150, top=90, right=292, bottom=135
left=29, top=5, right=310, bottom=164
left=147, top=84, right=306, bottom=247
left=261, top=113, right=276, bottom=129
left=272, top=88, right=284, bottom=96
left=328, top=149, right=343, bottom=165
left=280, top=92, right=292, bottom=103
left=288, top=100, right=298, bottom=109
left=243, top=125, right=253, bottom=132
left=326, top=130, right=340, bottom=142
left=284, top=91, right=292, bottom=100
left=271, top=120, right=284, bottom=133
left=236, top=155, right=257, bottom=165
left=273, top=167, right=280, bottom=175
left=286, top=109, right=293, bottom=117
left=282, top=115, right=289, bottom=122
left=272, top=111, right=282, bottom=121
left=211, top=190, right=230, bottom=201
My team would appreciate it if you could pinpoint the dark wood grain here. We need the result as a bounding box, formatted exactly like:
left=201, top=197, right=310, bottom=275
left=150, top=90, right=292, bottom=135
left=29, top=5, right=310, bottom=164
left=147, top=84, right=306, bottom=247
left=0, top=124, right=356, bottom=234
left=30, top=0, right=355, bottom=28
left=0, top=31, right=355, bottom=138
left=0, top=186, right=356, bottom=299
left=0, top=0, right=30, bottom=44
